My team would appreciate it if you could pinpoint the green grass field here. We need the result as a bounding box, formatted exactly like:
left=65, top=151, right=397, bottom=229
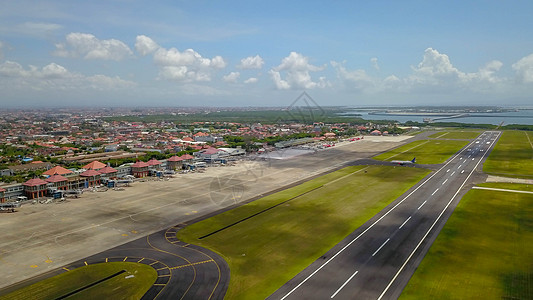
left=428, top=131, right=481, bottom=139
left=373, top=139, right=469, bottom=164
left=178, top=165, right=430, bottom=300
left=484, top=130, right=533, bottom=179
left=400, top=183, right=533, bottom=299
left=1, top=262, right=157, bottom=300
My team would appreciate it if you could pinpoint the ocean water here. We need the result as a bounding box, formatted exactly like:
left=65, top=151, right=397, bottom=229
left=342, top=110, right=533, bottom=126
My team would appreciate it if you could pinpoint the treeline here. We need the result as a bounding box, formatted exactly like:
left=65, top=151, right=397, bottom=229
left=224, top=132, right=317, bottom=150
left=103, top=109, right=386, bottom=125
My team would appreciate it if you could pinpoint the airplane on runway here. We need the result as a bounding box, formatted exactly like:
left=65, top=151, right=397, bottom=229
left=0, top=201, right=21, bottom=212
left=391, top=157, right=416, bottom=165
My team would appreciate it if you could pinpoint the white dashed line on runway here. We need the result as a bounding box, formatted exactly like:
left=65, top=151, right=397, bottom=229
left=399, top=216, right=412, bottom=229
left=330, top=270, right=359, bottom=298
left=372, top=239, right=390, bottom=257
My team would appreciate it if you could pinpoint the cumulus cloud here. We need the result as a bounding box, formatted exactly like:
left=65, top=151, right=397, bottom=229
left=409, top=48, right=466, bottom=86
left=512, top=53, right=533, bottom=83
left=135, top=35, right=160, bottom=56
left=0, top=60, right=134, bottom=90
left=222, top=71, right=240, bottom=83
left=53, top=33, right=133, bottom=60
left=244, top=77, right=258, bottom=84
left=150, top=42, right=226, bottom=82
left=237, top=55, right=264, bottom=69
left=269, top=52, right=328, bottom=90
left=407, top=48, right=506, bottom=91
left=332, top=48, right=509, bottom=95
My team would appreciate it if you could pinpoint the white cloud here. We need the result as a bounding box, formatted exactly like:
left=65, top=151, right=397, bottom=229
left=512, top=53, right=533, bottom=83
left=0, top=60, right=135, bottom=90
left=152, top=45, right=226, bottom=82
left=237, top=55, right=264, bottom=69
left=211, top=56, right=227, bottom=69
left=135, top=35, right=160, bottom=56
left=409, top=48, right=466, bottom=86
left=474, top=60, right=503, bottom=84
left=222, top=71, right=240, bottom=83
left=331, top=60, right=376, bottom=91
left=332, top=48, right=508, bottom=95
left=268, top=70, right=290, bottom=89
left=244, top=77, right=258, bottom=84
left=41, top=63, right=69, bottom=78
left=371, top=57, right=379, bottom=70
left=269, top=52, right=328, bottom=89
left=54, top=33, right=133, bottom=60
left=4, top=22, right=63, bottom=38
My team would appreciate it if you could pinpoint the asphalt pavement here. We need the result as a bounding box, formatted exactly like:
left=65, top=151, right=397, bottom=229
left=269, top=131, right=501, bottom=300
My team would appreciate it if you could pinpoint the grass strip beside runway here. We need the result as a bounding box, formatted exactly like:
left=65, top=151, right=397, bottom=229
left=0, top=262, right=157, bottom=300
left=428, top=130, right=481, bottom=139
left=401, top=183, right=533, bottom=300
left=373, top=139, right=469, bottom=164
left=178, top=165, right=430, bottom=300
left=484, top=130, right=533, bottom=179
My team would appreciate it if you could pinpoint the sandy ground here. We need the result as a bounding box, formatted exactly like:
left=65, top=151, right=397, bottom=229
left=485, top=175, right=533, bottom=185
left=0, top=135, right=412, bottom=289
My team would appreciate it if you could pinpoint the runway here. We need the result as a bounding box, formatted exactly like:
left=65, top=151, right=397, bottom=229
left=269, top=131, right=501, bottom=299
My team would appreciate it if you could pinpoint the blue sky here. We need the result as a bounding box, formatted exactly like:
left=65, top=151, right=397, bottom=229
left=1, top=0, right=533, bottom=108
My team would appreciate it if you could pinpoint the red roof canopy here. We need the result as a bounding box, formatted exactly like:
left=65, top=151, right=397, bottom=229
left=98, top=166, right=118, bottom=174
left=23, top=178, right=49, bottom=187
left=180, top=154, right=194, bottom=160
left=80, top=169, right=101, bottom=177
left=83, top=160, right=106, bottom=170
left=0, top=187, right=6, bottom=192
left=202, top=147, right=221, bottom=155
left=131, top=161, right=149, bottom=168
left=43, top=166, right=73, bottom=176
left=147, top=159, right=161, bottom=166
left=45, top=174, right=68, bottom=183
left=167, top=155, right=184, bottom=162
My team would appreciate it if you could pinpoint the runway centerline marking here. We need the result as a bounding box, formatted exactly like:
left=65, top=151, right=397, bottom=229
left=279, top=136, right=483, bottom=300
left=461, top=170, right=465, bottom=174
left=372, top=239, right=390, bottom=257
left=377, top=131, right=501, bottom=300
left=431, top=188, right=439, bottom=196
left=442, top=179, right=448, bottom=185
left=450, top=171, right=455, bottom=176
left=330, top=270, right=359, bottom=298
left=399, top=216, right=411, bottom=229
left=417, top=201, right=427, bottom=210
left=446, top=169, right=450, bottom=172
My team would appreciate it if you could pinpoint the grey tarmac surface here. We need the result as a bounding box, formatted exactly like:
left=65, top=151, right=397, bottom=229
left=0, top=224, right=229, bottom=299
left=269, top=131, right=501, bottom=300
